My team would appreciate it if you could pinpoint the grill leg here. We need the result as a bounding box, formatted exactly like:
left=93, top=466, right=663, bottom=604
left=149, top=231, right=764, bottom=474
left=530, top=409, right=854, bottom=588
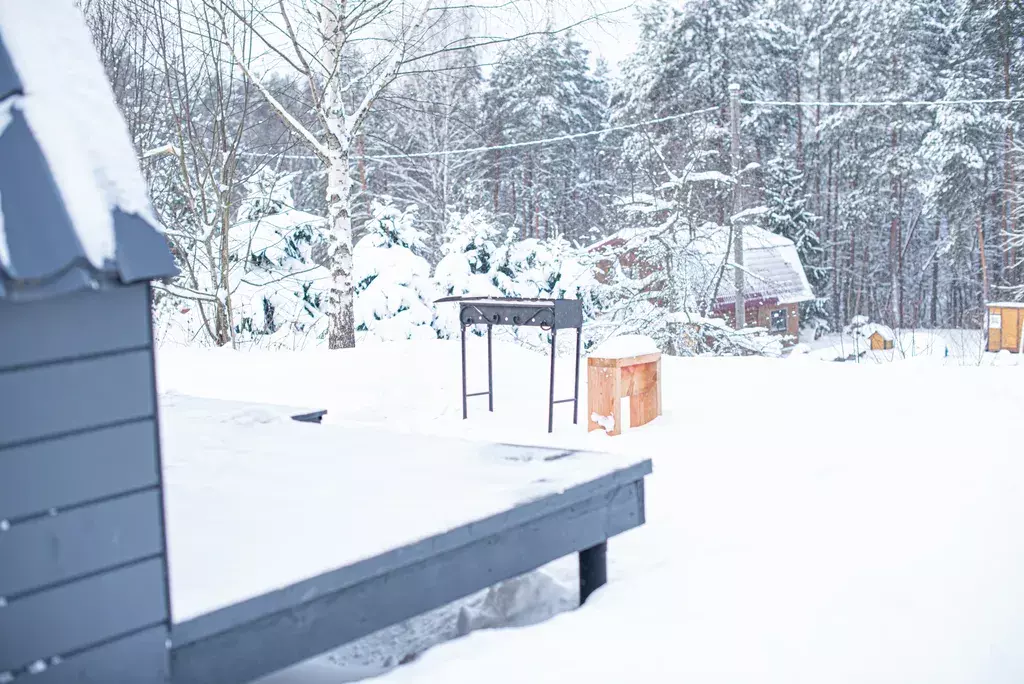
left=461, top=322, right=468, bottom=420
left=548, top=327, right=557, bottom=433
left=573, top=326, right=582, bottom=425
left=579, top=541, right=607, bottom=604
left=487, top=323, right=494, bottom=412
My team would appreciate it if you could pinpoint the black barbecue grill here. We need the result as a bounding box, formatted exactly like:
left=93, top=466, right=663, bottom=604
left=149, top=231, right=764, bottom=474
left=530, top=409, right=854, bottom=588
left=437, top=296, right=583, bottom=433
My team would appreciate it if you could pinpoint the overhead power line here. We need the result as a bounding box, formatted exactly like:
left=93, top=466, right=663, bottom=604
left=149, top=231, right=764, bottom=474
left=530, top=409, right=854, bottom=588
left=235, top=105, right=721, bottom=163
left=365, top=106, right=721, bottom=160
left=741, top=97, right=1023, bottom=108
left=224, top=96, right=1021, bottom=166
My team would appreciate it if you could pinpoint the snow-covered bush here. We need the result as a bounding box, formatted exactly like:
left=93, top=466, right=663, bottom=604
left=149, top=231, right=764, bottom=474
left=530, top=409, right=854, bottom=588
left=665, top=313, right=783, bottom=357
left=354, top=199, right=436, bottom=342
left=432, top=210, right=598, bottom=347
left=224, top=169, right=331, bottom=349
left=497, top=235, right=601, bottom=350
left=433, top=209, right=506, bottom=338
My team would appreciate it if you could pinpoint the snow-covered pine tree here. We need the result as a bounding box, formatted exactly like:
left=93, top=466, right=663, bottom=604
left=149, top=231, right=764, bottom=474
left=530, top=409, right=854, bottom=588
left=764, top=156, right=829, bottom=326
left=432, top=209, right=506, bottom=338
left=354, top=199, right=436, bottom=342
left=482, top=31, right=609, bottom=244
left=229, top=167, right=331, bottom=349
left=918, top=0, right=1002, bottom=322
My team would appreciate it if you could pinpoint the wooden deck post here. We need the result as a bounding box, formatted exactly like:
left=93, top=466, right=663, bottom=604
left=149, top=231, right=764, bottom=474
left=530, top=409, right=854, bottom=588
left=579, top=541, right=608, bottom=604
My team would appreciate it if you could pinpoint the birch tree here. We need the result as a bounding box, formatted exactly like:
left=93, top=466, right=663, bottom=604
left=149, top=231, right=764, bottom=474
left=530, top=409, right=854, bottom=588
left=214, top=0, right=617, bottom=348
left=205, top=0, right=445, bottom=348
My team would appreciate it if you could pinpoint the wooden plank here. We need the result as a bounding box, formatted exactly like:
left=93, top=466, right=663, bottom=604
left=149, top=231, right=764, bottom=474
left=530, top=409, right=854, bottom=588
left=0, top=284, right=150, bottom=371
left=1006, top=308, right=1020, bottom=352
left=610, top=363, right=623, bottom=436
left=0, top=490, right=164, bottom=598
left=588, top=352, right=661, bottom=369
left=0, top=558, right=168, bottom=672
left=171, top=467, right=649, bottom=684
left=989, top=308, right=1001, bottom=352
left=0, top=350, right=154, bottom=449
left=587, top=363, right=614, bottom=433
left=0, top=419, right=159, bottom=521
left=629, top=387, right=658, bottom=428
left=620, top=361, right=657, bottom=397
left=656, top=356, right=663, bottom=418
left=27, top=625, right=170, bottom=684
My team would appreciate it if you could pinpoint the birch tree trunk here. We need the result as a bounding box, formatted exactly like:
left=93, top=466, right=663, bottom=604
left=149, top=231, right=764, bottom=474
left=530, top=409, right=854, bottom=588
left=326, top=147, right=357, bottom=349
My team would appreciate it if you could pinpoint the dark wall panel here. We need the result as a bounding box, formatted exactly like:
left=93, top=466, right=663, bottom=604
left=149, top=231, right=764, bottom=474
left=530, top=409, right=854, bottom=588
left=0, top=350, right=154, bottom=449
left=0, top=283, right=150, bottom=372
left=0, top=490, right=164, bottom=598
left=28, top=625, right=170, bottom=684
left=0, top=558, right=168, bottom=672
left=0, top=419, right=159, bottom=521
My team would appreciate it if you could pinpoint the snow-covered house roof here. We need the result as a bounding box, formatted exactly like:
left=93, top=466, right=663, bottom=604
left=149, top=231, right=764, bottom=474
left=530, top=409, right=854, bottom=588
left=693, top=226, right=815, bottom=308
left=0, top=1, right=177, bottom=301
left=590, top=223, right=815, bottom=309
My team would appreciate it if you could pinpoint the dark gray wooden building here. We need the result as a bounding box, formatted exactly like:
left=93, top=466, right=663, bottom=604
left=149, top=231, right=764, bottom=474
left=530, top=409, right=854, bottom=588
left=0, top=7, right=179, bottom=681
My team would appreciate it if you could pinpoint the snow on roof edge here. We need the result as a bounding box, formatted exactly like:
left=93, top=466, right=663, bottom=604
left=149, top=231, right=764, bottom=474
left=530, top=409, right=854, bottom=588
left=0, top=1, right=176, bottom=297
left=0, top=1, right=164, bottom=267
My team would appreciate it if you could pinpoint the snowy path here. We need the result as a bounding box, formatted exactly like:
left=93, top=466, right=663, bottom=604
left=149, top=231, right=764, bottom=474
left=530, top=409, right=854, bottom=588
left=157, top=340, right=1024, bottom=683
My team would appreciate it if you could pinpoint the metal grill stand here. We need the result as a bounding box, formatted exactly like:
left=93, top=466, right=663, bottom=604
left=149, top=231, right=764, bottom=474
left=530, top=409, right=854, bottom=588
left=441, top=297, right=583, bottom=433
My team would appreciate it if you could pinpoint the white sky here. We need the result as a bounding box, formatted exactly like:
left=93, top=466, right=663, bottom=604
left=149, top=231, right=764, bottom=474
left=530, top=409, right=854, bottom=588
left=471, top=0, right=646, bottom=72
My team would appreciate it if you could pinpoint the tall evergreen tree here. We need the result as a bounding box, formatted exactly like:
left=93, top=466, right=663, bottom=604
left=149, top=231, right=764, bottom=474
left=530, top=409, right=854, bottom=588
left=764, top=157, right=829, bottom=325
left=482, top=32, right=609, bottom=244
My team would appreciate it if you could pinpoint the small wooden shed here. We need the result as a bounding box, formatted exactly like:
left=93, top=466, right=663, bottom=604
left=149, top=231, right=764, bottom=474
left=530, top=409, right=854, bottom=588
left=0, top=5, right=178, bottom=681
left=986, top=302, right=1024, bottom=353
left=860, top=323, right=895, bottom=350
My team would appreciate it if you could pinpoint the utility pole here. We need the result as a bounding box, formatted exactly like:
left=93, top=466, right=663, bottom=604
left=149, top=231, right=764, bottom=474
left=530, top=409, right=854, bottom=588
left=729, top=82, right=745, bottom=330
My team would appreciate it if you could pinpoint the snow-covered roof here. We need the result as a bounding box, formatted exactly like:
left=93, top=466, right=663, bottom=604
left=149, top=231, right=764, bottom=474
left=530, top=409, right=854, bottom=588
left=0, top=1, right=176, bottom=301
left=855, top=323, right=895, bottom=342
left=699, top=226, right=815, bottom=306
left=987, top=302, right=1024, bottom=310
left=590, top=223, right=814, bottom=307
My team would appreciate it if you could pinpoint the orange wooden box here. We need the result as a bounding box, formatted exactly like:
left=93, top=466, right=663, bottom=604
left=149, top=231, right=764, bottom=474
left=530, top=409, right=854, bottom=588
left=587, top=352, right=662, bottom=436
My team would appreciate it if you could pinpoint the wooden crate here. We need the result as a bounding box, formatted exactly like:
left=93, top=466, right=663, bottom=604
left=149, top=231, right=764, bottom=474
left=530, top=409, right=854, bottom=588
left=587, top=352, right=662, bottom=436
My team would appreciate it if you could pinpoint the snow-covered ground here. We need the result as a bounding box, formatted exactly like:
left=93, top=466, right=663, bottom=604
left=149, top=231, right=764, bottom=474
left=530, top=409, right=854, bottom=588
left=799, top=327, right=995, bottom=365
left=156, top=334, right=1024, bottom=683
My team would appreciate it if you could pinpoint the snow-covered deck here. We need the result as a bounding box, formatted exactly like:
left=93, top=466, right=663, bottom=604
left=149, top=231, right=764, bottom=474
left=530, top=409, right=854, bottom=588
left=159, top=393, right=650, bottom=684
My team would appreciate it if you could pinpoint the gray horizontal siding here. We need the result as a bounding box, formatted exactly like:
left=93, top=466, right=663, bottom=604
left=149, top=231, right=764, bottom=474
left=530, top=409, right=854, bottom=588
left=0, top=558, right=168, bottom=672
left=0, top=283, right=150, bottom=371
left=0, top=490, right=164, bottom=598
left=0, top=349, right=154, bottom=449
left=0, top=419, right=159, bottom=521
left=171, top=466, right=649, bottom=684
left=25, top=625, right=169, bottom=684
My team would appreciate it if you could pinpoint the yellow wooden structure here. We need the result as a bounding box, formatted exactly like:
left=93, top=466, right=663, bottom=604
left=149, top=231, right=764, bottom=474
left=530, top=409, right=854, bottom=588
left=587, top=352, right=662, bottom=436
left=986, top=302, right=1024, bottom=352
left=868, top=332, right=894, bottom=350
